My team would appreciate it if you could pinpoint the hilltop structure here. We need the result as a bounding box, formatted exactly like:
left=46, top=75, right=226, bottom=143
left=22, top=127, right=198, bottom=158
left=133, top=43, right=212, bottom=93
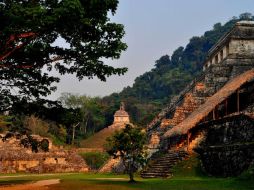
left=81, top=102, right=130, bottom=148
left=113, top=102, right=130, bottom=124
left=142, top=21, right=254, bottom=178
left=81, top=102, right=130, bottom=173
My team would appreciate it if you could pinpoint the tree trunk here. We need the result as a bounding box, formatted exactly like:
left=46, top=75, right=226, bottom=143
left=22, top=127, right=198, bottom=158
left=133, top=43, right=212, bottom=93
left=84, top=118, right=88, bottom=134
left=72, top=123, right=80, bottom=145
left=128, top=163, right=136, bottom=183
left=129, top=172, right=135, bottom=183
left=72, top=125, right=75, bottom=145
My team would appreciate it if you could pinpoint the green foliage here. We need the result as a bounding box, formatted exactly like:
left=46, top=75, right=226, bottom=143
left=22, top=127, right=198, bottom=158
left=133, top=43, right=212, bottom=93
left=48, top=124, right=67, bottom=145
left=59, top=93, right=106, bottom=144
left=79, top=152, right=110, bottom=170
left=0, top=115, right=13, bottom=132
left=40, top=139, right=49, bottom=152
left=171, top=154, right=205, bottom=177
left=238, top=165, right=254, bottom=181
left=0, top=0, right=127, bottom=112
left=106, top=124, right=147, bottom=182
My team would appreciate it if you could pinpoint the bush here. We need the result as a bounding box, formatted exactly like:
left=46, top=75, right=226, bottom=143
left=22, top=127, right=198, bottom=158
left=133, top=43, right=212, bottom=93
left=79, top=152, right=110, bottom=170
left=40, top=139, right=49, bottom=152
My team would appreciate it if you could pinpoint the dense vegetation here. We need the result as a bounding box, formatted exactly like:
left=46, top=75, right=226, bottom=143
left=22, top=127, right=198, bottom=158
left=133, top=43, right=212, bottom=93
left=1, top=13, right=254, bottom=146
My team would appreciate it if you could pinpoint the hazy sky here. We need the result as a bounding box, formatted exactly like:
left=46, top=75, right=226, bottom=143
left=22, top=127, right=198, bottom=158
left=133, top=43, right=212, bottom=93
left=48, top=0, right=254, bottom=100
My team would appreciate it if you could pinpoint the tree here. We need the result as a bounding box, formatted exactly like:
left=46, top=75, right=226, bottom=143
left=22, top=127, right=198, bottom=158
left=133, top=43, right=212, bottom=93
left=59, top=93, right=106, bottom=143
left=239, top=12, right=253, bottom=20
left=0, top=0, right=127, bottom=111
left=105, top=124, right=147, bottom=182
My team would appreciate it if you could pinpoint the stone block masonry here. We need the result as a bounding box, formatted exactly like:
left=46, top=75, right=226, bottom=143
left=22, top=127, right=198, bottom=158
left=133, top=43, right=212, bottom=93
left=195, top=114, right=254, bottom=176
left=0, top=135, right=89, bottom=173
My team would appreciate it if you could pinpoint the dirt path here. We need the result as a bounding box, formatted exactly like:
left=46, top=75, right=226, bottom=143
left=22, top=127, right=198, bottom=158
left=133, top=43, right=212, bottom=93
left=0, top=173, right=74, bottom=179
left=0, top=179, right=60, bottom=190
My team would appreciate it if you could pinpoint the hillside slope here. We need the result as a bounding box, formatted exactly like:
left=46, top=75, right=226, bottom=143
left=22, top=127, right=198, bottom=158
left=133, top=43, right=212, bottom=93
left=81, top=124, right=125, bottom=149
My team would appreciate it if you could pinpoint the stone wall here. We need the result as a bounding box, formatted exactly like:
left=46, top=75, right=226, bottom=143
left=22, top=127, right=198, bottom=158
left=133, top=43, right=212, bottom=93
left=195, top=114, right=254, bottom=176
left=0, top=135, right=89, bottom=173
left=230, top=39, right=254, bottom=58
left=98, top=157, right=125, bottom=173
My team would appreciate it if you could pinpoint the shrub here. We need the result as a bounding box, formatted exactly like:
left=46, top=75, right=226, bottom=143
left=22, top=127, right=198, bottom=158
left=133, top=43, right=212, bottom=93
left=79, top=152, right=110, bottom=170
left=40, top=139, right=49, bottom=152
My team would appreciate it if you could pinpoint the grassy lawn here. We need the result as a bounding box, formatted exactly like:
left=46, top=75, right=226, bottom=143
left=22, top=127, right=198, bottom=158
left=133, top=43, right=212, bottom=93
left=0, top=155, right=253, bottom=190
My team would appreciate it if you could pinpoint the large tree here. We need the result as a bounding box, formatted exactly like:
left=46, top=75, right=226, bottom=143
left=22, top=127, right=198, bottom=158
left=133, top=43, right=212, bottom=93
left=0, top=0, right=127, bottom=111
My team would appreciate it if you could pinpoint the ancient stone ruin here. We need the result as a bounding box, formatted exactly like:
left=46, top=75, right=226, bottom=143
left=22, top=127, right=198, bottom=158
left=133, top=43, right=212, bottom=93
left=144, top=20, right=254, bottom=177
left=0, top=133, right=89, bottom=173
left=113, top=102, right=130, bottom=124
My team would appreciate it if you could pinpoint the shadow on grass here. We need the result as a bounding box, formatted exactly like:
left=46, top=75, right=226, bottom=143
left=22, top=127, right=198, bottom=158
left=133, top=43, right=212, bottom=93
left=0, top=179, right=32, bottom=186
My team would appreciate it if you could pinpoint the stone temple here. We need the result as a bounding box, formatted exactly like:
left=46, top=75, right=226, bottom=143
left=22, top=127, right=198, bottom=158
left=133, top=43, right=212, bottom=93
left=113, top=102, right=130, bottom=124
left=141, top=20, right=254, bottom=178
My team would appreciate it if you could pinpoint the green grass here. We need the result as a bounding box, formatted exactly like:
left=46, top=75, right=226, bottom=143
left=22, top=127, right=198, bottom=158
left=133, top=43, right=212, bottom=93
left=0, top=155, right=253, bottom=190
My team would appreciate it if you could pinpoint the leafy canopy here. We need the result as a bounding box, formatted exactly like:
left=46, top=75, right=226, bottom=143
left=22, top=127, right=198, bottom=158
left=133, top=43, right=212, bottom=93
left=106, top=124, right=147, bottom=182
left=0, top=0, right=127, bottom=111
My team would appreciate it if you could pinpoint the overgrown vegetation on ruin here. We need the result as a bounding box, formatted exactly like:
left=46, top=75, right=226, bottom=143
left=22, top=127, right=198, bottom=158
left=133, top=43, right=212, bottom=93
left=79, top=152, right=110, bottom=170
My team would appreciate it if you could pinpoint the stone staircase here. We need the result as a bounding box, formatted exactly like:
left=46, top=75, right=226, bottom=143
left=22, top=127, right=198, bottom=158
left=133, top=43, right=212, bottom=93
left=147, top=70, right=208, bottom=131
left=141, top=149, right=189, bottom=178
left=98, top=157, right=122, bottom=173
left=160, top=93, right=199, bottom=127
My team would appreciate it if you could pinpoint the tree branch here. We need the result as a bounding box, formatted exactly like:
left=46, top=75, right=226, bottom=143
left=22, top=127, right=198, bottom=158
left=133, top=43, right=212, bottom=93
left=0, top=32, right=37, bottom=62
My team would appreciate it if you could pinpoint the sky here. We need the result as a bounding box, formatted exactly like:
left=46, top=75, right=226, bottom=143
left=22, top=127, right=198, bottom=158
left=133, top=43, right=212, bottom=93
left=48, top=0, right=254, bottom=100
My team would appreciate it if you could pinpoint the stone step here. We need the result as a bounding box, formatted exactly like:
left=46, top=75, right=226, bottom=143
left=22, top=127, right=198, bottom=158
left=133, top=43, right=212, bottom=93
left=146, top=167, right=173, bottom=170
left=155, top=160, right=178, bottom=162
left=141, top=170, right=171, bottom=173
left=156, top=157, right=178, bottom=160
left=153, top=159, right=182, bottom=162
left=154, top=160, right=178, bottom=164
left=151, top=164, right=175, bottom=167
left=141, top=150, right=189, bottom=178
left=156, top=156, right=179, bottom=159
left=142, top=169, right=171, bottom=173
left=143, top=165, right=173, bottom=169
left=150, top=163, right=175, bottom=166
